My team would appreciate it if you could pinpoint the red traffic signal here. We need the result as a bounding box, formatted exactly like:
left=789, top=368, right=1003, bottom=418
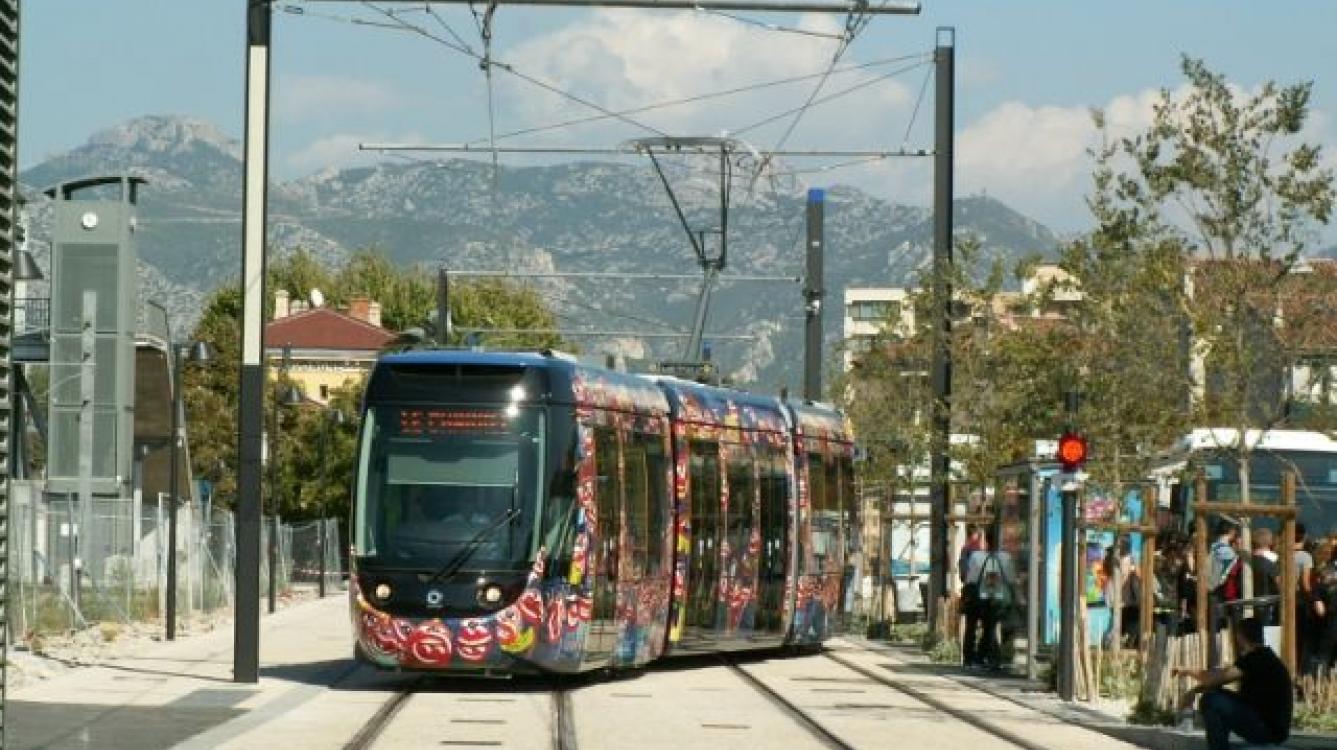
left=1057, top=432, right=1088, bottom=472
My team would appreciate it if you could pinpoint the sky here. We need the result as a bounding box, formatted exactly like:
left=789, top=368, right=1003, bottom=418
left=18, top=1, right=1337, bottom=240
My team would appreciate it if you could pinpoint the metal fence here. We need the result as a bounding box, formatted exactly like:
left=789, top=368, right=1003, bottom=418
left=5, top=481, right=345, bottom=640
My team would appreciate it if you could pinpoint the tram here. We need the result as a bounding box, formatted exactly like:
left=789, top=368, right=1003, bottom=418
left=349, top=350, right=856, bottom=674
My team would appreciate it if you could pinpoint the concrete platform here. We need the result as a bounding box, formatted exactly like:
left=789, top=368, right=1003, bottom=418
left=6, top=594, right=359, bottom=750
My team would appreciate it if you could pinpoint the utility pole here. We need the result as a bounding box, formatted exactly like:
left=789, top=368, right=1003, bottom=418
left=927, top=27, right=955, bottom=633
left=235, top=0, right=272, bottom=685
left=437, top=267, right=451, bottom=346
left=804, top=188, right=825, bottom=402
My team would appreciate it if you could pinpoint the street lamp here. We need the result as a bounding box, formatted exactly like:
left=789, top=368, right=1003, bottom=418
left=167, top=339, right=214, bottom=641
left=268, top=379, right=304, bottom=614
left=318, top=407, right=346, bottom=598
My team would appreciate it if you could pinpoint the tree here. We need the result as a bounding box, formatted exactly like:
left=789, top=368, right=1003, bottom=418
left=183, top=249, right=568, bottom=515
left=1104, top=56, right=1334, bottom=506
left=1055, top=121, right=1193, bottom=490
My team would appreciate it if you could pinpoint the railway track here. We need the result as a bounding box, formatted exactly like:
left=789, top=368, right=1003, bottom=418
left=725, top=645, right=1046, bottom=750
left=343, top=678, right=577, bottom=750
left=821, top=649, right=1045, bottom=750
left=725, top=659, right=857, bottom=750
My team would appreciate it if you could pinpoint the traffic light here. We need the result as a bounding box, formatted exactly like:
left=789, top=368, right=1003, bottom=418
left=1057, top=432, right=1088, bottom=473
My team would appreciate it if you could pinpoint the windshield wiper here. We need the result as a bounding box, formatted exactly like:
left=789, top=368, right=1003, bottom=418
left=424, top=506, right=522, bottom=585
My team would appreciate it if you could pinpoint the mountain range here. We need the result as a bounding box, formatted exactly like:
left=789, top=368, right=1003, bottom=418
left=20, top=115, right=1066, bottom=390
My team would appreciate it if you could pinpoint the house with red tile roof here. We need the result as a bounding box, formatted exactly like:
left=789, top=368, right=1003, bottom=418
left=265, top=290, right=396, bottom=404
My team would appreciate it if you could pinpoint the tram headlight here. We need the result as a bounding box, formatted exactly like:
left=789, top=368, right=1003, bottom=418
left=509, top=385, right=526, bottom=402
left=477, top=583, right=504, bottom=607
left=374, top=583, right=392, bottom=602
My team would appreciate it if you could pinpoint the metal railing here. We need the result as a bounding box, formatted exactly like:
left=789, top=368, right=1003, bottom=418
left=14, top=296, right=49, bottom=336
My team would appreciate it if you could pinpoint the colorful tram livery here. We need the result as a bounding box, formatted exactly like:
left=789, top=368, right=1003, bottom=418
left=350, top=351, right=856, bottom=674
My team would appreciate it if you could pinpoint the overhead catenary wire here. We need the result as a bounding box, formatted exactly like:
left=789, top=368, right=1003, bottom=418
left=351, top=2, right=670, bottom=137
left=693, top=6, right=845, bottom=39
left=902, top=59, right=933, bottom=149
left=460, top=52, right=931, bottom=147
left=733, top=58, right=930, bottom=136
left=751, top=0, right=873, bottom=180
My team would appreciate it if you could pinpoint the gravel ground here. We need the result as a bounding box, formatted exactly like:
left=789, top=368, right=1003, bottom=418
left=5, top=586, right=326, bottom=692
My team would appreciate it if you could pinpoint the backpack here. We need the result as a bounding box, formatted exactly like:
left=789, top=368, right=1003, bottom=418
left=1217, top=556, right=1242, bottom=601
left=974, top=553, right=1013, bottom=607
left=1121, top=569, right=1142, bottom=607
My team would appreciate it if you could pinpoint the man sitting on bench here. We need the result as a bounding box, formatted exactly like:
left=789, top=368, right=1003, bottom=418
left=1174, top=617, right=1293, bottom=750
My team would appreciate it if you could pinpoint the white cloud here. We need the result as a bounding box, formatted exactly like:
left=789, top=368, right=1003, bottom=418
left=500, top=10, right=914, bottom=149
left=276, top=75, right=402, bottom=123
left=947, top=89, right=1165, bottom=228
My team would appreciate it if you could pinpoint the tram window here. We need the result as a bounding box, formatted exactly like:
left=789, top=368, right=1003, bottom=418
left=624, top=434, right=652, bottom=579
left=808, top=452, right=832, bottom=557
left=839, top=456, right=857, bottom=553
left=643, top=437, right=668, bottom=576
left=757, top=449, right=789, bottom=632
left=594, top=427, right=622, bottom=582
left=727, top=450, right=757, bottom=578
left=689, top=441, right=721, bottom=628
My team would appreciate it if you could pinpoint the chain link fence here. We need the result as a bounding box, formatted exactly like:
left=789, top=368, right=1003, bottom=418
left=6, top=481, right=344, bottom=640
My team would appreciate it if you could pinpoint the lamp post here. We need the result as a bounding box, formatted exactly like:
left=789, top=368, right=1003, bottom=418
left=268, top=379, right=304, bottom=613
left=167, top=340, right=214, bottom=641
left=318, top=407, right=346, bottom=598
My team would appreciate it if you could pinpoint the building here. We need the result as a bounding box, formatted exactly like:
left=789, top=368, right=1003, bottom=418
left=841, top=287, right=916, bottom=371
left=841, top=264, right=1082, bottom=371
left=265, top=290, right=396, bottom=404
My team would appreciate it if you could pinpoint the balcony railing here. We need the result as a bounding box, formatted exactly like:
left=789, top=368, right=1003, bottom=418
left=13, top=297, right=171, bottom=347
left=14, top=297, right=49, bottom=336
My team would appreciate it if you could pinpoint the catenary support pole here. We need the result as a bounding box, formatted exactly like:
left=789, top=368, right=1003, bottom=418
left=803, top=188, right=825, bottom=402
left=235, top=0, right=272, bottom=685
left=167, top=345, right=182, bottom=640
left=927, top=27, right=954, bottom=633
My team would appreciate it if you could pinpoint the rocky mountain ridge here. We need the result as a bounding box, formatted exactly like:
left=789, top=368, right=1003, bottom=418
left=20, top=115, right=1063, bottom=389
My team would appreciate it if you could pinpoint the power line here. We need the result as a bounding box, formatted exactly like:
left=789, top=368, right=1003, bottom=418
left=734, top=58, right=929, bottom=136
left=694, top=7, right=845, bottom=39
left=341, top=3, right=671, bottom=137
left=902, top=60, right=933, bottom=149
left=460, top=52, right=930, bottom=147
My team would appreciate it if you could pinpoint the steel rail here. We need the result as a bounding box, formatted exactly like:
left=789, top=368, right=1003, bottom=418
left=823, top=650, right=1045, bottom=750
left=725, top=660, right=856, bottom=750
left=553, top=688, right=578, bottom=750
left=343, top=681, right=419, bottom=750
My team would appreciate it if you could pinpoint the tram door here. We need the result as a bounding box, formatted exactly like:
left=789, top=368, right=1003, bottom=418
left=754, top=450, right=790, bottom=641
left=588, top=427, right=622, bottom=665
left=686, top=440, right=721, bottom=647
left=724, top=452, right=756, bottom=643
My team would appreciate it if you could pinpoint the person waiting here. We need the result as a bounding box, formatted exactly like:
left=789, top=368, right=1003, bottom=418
left=1249, top=528, right=1281, bottom=625
left=1174, top=617, right=1292, bottom=750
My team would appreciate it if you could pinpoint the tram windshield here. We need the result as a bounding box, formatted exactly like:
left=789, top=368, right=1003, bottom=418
left=354, top=404, right=546, bottom=571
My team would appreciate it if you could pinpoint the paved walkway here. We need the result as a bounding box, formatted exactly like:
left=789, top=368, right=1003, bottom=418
left=6, top=594, right=359, bottom=750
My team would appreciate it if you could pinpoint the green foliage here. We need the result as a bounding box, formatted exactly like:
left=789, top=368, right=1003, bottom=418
left=183, top=248, right=566, bottom=516
left=1108, top=56, right=1334, bottom=438
left=1128, top=697, right=1176, bottom=727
